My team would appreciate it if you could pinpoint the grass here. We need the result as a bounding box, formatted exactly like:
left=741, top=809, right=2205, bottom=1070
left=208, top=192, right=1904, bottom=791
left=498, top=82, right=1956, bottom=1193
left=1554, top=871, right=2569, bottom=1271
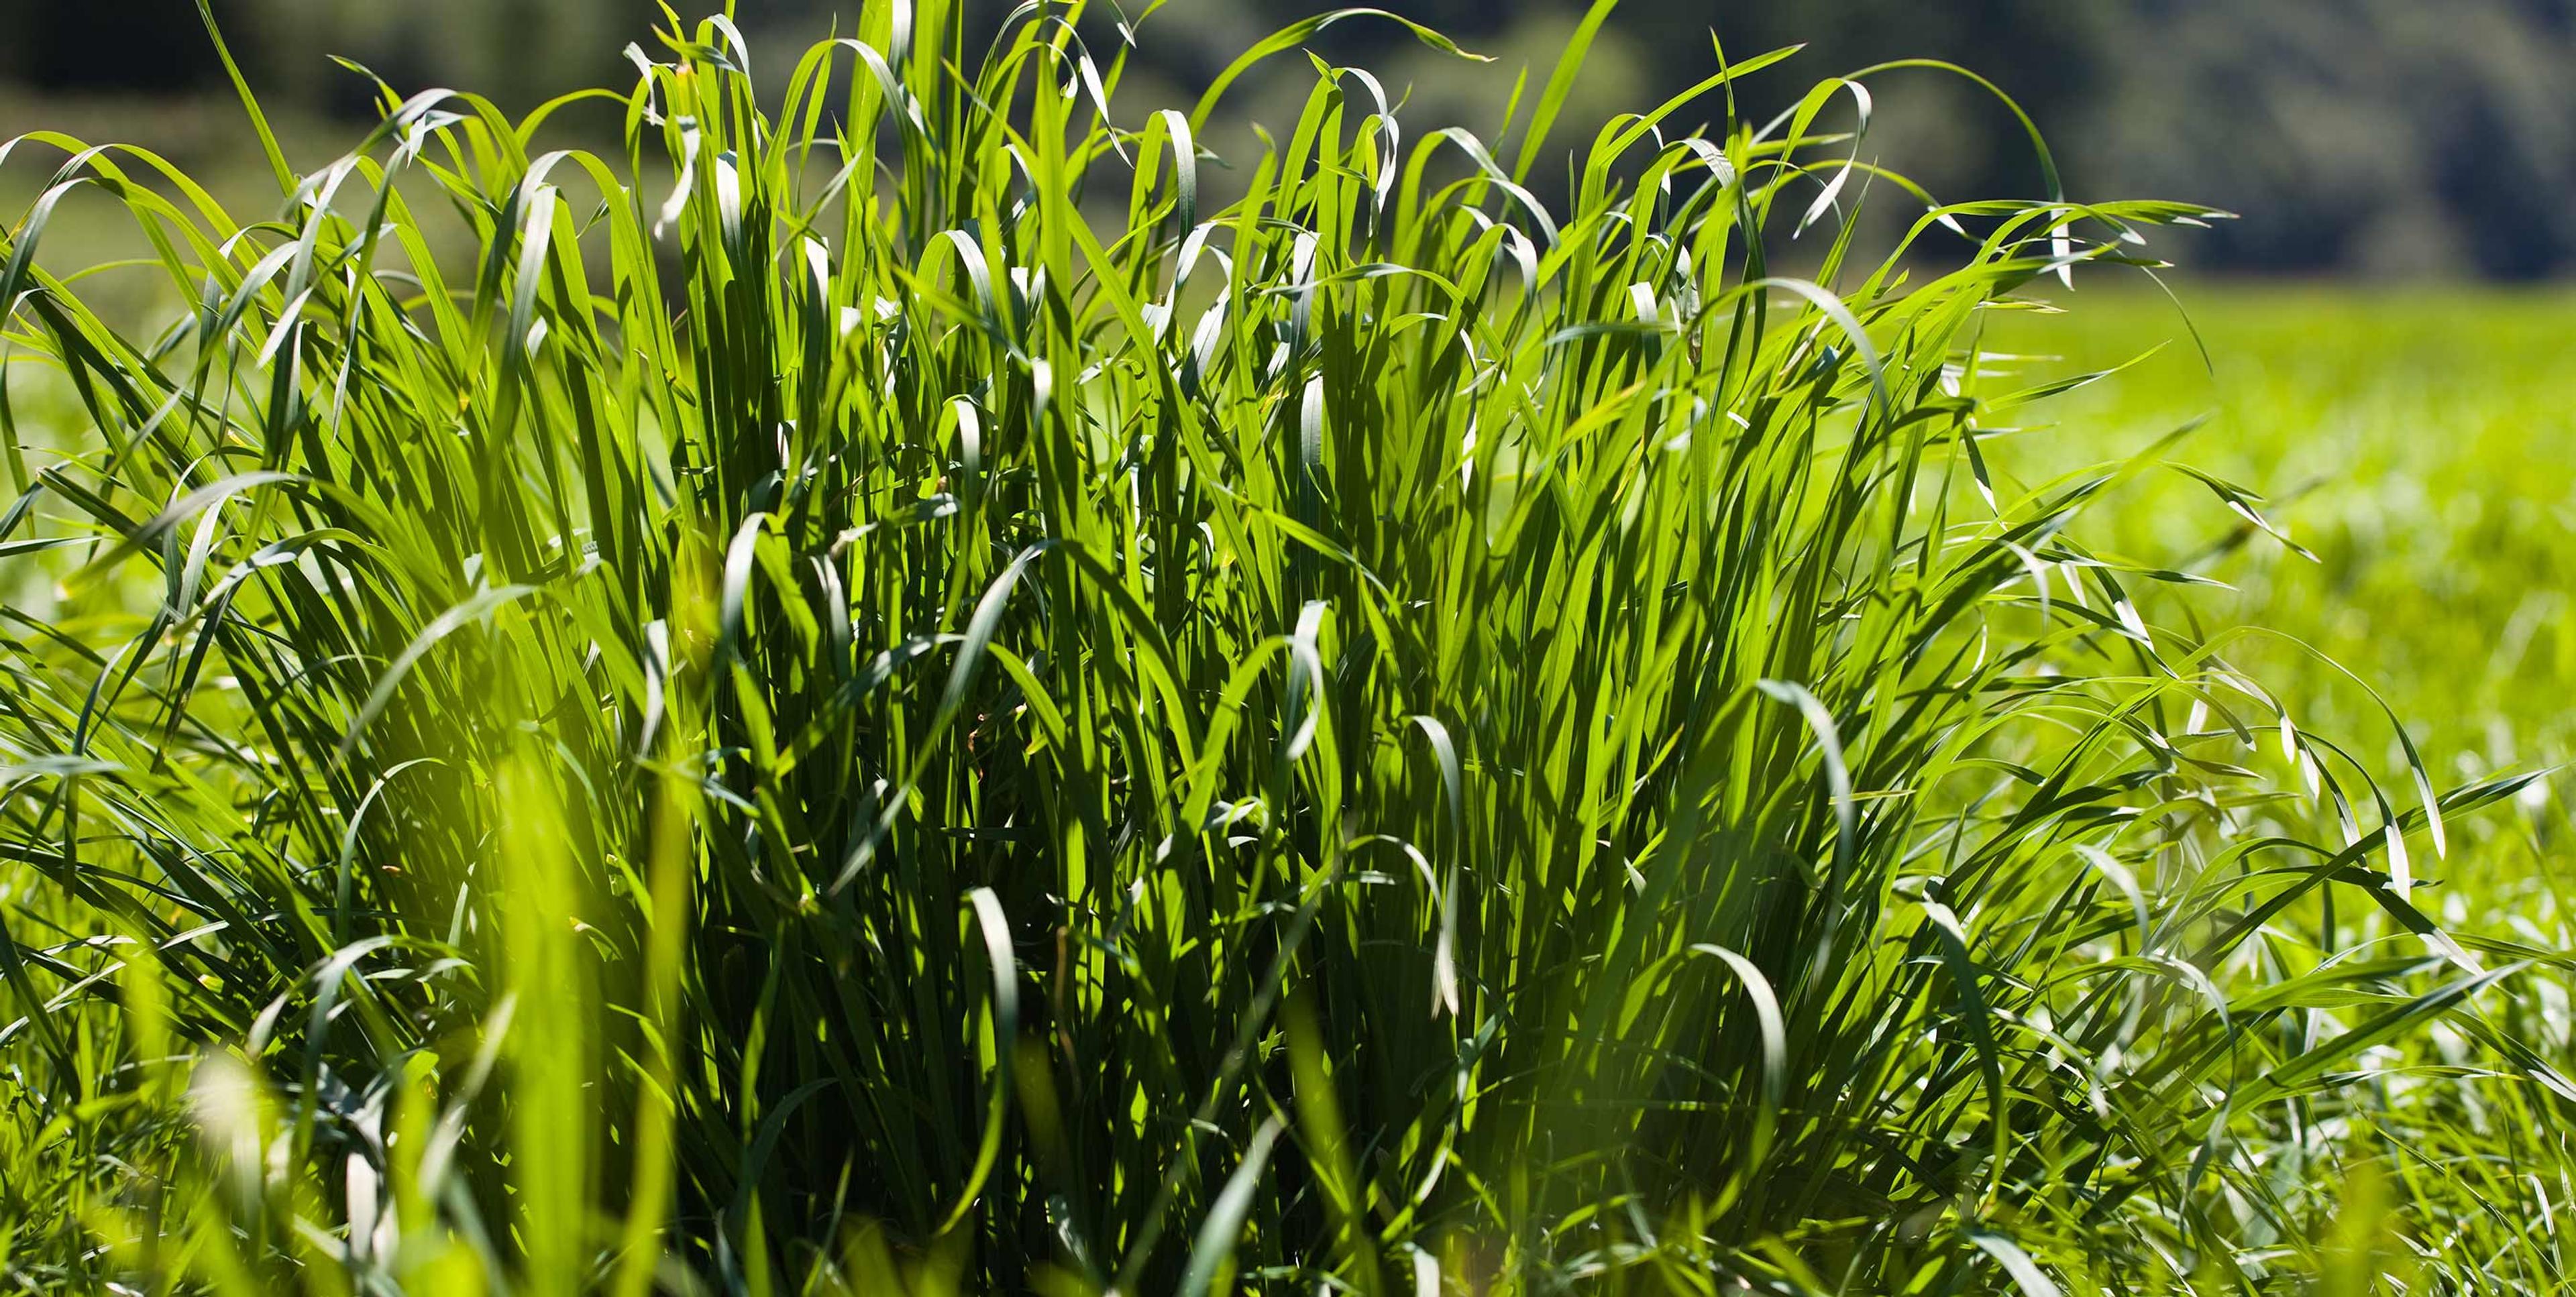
left=0, top=2, right=2566, bottom=1293
left=1990, top=288, right=2576, bottom=772
left=1984, top=286, right=2576, bottom=1291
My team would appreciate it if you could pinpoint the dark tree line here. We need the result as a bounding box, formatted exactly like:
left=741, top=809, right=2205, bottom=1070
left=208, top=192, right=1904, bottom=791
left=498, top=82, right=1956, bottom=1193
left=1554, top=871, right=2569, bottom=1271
left=7, top=0, right=2574, bottom=278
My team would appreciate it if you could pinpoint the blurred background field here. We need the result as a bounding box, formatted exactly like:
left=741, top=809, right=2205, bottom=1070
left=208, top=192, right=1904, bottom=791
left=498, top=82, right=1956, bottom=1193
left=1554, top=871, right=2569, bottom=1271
left=1982, top=288, right=2573, bottom=915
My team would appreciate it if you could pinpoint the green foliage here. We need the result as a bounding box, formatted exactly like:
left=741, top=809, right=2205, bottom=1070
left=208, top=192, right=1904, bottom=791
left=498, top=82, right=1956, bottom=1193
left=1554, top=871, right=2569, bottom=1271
left=0, top=4, right=2558, bottom=1294
left=1982, top=287, right=2576, bottom=1294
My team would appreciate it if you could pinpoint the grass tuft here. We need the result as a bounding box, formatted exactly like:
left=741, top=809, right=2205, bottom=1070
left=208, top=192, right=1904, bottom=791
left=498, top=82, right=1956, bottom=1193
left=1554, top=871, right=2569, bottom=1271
left=0, top=4, right=2558, bottom=1293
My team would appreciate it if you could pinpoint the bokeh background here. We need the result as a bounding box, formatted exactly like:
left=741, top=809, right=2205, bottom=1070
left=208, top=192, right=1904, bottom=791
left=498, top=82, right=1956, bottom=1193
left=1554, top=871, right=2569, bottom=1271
left=9, top=0, right=2576, bottom=277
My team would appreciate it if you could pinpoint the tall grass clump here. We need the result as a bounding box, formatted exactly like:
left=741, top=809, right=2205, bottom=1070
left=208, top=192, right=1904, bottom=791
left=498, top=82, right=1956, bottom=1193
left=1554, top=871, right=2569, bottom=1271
left=0, top=1, right=2553, bottom=1292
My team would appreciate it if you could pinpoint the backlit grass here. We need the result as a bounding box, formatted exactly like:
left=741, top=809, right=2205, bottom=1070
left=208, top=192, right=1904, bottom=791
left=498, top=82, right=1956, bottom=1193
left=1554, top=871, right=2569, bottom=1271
left=0, top=3, right=2563, bottom=1294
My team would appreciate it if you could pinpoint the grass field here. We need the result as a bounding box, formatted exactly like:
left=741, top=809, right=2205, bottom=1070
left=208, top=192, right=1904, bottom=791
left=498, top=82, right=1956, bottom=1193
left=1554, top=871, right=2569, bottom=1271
left=2019, top=298, right=2576, bottom=975
left=0, top=5, right=2571, bottom=1292
left=1988, top=286, right=2571, bottom=867
left=1987, top=286, right=2576, bottom=1290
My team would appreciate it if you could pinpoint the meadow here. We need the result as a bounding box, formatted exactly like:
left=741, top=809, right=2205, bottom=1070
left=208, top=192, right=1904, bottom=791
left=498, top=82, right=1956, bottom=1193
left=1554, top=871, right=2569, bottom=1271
left=1991, top=288, right=2576, bottom=1288
left=0, top=3, right=2569, bottom=1293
